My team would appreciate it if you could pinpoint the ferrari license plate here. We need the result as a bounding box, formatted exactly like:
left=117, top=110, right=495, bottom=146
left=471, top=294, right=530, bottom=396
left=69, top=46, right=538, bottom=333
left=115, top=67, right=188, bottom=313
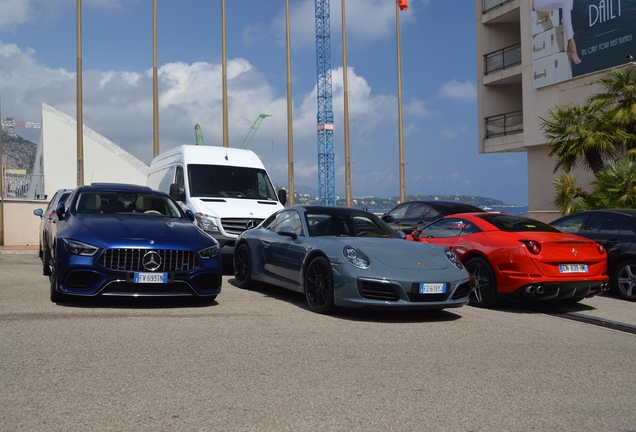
left=559, top=264, right=588, bottom=273
left=419, top=283, right=446, bottom=294
left=134, top=272, right=168, bottom=283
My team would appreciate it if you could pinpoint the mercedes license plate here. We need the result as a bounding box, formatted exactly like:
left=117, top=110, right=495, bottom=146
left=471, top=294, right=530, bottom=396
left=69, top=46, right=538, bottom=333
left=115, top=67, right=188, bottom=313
left=419, top=283, right=446, bottom=294
left=134, top=272, right=168, bottom=283
left=559, top=264, right=588, bottom=273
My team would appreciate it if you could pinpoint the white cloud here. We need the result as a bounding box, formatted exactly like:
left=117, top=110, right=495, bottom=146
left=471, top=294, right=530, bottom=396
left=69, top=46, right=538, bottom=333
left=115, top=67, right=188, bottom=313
left=0, top=0, right=32, bottom=31
left=438, top=80, right=477, bottom=100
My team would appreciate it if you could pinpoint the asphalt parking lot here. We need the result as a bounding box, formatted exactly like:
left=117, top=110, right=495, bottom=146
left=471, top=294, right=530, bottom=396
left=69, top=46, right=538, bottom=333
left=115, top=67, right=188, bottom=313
left=1, top=253, right=635, bottom=431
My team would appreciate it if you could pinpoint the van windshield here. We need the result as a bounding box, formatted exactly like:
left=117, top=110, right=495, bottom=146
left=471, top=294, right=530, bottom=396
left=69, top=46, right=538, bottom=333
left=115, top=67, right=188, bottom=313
left=188, top=164, right=278, bottom=200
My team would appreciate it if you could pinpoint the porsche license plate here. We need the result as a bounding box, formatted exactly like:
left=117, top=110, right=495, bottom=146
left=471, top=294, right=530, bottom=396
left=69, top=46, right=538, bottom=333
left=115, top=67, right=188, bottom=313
left=559, top=264, right=588, bottom=273
left=419, top=283, right=446, bottom=294
left=134, top=272, right=168, bottom=283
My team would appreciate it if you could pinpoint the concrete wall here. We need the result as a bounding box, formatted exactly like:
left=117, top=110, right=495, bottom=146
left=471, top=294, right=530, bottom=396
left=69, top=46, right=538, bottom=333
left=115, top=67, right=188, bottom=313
left=2, top=200, right=43, bottom=246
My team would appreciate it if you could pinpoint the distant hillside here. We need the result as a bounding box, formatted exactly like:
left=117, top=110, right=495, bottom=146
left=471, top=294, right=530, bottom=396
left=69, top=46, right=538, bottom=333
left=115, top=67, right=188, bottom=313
left=1, top=134, right=37, bottom=174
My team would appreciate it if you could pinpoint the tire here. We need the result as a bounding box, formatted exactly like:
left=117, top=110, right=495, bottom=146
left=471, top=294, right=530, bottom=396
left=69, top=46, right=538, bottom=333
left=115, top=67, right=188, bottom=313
left=465, top=257, right=499, bottom=308
left=611, top=259, right=636, bottom=301
left=233, top=243, right=253, bottom=289
left=304, top=256, right=335, bottom=314
left=49, top=255, right=66, bottom=303
left=42, top=244, right=52, bottom=276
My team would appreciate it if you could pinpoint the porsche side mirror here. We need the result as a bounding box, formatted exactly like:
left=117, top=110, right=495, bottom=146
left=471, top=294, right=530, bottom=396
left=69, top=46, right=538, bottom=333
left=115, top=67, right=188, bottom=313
left=278, top=225, right=297, bottom=240
left=33, top=208, right=44, bottom=218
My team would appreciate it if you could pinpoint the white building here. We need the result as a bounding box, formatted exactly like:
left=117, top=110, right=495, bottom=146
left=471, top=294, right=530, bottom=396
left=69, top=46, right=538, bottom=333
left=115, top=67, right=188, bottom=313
left=476, top=0, right=635, bottom=222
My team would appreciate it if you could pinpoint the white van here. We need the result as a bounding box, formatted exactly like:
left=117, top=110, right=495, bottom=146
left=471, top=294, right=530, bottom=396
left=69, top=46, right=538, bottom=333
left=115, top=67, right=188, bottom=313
left=147, top=145, right=286, bottom=252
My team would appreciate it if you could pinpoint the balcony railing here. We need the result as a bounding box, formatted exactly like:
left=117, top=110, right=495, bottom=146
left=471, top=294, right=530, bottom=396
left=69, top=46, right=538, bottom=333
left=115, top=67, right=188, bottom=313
left=485, top=111, right=523, bottom=138
left=484, top=43, right=521, bottom=75
left=483, top=0, right=514, bottom=13
left=2, top=174, right=46, bottom=199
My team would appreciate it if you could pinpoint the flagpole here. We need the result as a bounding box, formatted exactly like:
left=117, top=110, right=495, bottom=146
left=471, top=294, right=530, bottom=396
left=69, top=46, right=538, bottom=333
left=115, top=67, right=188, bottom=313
left=76, top=0, right=84, bottom=186
left=342, top=0, right=352, bottom=207
left=285, top=0, right=295, bottom=206
left=221, top=0, right=229, bottom=148
left=153, top=0, right=159, bottom=157
left=395, top=0, right=406, bottom=203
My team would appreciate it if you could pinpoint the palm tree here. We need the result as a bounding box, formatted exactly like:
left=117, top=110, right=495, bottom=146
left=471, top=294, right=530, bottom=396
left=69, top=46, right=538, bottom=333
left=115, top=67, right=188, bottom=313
left=542, top=100, right=621, bottom=176
left=590, top=160, right=636, bottom=208
left=552, top=171, right=592, bottom=214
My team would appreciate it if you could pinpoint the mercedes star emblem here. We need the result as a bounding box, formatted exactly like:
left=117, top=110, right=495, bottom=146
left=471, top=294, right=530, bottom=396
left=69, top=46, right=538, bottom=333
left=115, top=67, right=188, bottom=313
left=142, top=251, right=162, bottom=271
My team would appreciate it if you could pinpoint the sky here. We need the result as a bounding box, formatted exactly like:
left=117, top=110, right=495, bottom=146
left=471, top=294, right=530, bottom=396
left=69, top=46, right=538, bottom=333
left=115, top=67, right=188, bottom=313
left=0, top=0, right=529, bottom=205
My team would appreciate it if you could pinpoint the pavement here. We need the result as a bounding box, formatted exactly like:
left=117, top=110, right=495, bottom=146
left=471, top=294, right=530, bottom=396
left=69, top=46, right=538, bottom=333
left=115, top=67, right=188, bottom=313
left=0, top=245, right=39, bottom=255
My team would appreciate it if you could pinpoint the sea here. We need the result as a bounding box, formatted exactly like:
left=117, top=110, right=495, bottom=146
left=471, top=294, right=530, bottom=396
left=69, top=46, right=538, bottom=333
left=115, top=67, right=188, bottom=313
left=369, top=205, right=529, bottom=217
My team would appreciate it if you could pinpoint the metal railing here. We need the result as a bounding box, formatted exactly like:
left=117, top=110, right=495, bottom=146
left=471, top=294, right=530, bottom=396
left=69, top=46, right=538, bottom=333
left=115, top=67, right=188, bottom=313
left=1, top=174, right=46, bottom=199
left=485, top=111, right=523, bottom=138
left=483, top=0, right=514, bottom=13
left=484, top=43, right=521, bottom=75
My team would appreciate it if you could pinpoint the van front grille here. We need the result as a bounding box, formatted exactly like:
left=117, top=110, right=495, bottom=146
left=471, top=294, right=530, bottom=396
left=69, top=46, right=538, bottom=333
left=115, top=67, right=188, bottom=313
left=221, top=218, right=264, bottom=236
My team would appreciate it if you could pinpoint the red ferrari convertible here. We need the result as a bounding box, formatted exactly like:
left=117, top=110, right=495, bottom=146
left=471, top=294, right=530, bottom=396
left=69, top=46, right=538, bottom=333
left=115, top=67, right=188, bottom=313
left=407, top=213, right=610, bottom=308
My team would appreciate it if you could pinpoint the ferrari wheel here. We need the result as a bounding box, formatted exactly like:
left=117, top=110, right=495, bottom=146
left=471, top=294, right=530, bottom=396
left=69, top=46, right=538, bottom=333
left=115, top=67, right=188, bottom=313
left=304, top=256, right=335, bottom=314
left=612, top=259, right=636, bottom=301
left=465, top=257, right=498, bottom=308
left=234, top=243, right=253, bottom=289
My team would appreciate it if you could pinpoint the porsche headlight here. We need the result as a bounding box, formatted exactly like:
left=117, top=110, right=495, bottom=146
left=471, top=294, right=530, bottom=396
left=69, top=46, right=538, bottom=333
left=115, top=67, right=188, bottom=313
left=63, top=239, right=100, bottom=256
left=343, top=246, right=370, bottom=269
left=195, top=213, right=220, bottom=232
left=444, top=248, right=463, bottom=270
left=198, top=244, right=220, bottom=259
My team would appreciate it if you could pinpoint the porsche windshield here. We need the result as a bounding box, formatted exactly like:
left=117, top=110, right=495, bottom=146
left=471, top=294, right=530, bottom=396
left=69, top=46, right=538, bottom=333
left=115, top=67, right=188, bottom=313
left=187, top=164, right=278, bottom=200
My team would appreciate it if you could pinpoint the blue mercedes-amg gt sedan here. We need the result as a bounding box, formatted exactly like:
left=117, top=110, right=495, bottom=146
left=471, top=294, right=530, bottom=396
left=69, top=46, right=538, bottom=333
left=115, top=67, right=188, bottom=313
left=47, top=183, right=222, bottom=303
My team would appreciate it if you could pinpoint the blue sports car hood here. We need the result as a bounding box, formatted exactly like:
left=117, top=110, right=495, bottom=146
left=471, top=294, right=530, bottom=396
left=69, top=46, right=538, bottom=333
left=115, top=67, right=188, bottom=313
left=68, top=214, right=212, bottom=249
left=337, top=238, right=451, bottom=270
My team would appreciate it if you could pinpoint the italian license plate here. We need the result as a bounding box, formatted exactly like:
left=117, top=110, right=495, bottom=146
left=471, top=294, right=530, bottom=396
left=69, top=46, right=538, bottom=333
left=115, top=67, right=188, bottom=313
left=419, top=283, right=446, bottom=294
left=559, top=264, right=588, bottom=273
left=134, top=272, right=168, bottom=283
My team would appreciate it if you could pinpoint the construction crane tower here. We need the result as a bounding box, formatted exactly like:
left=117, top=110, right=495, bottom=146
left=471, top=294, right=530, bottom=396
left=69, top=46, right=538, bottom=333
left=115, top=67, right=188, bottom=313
left=238, top=114, right=271, bottom=149
left=315, top=0, right=336, bottom=205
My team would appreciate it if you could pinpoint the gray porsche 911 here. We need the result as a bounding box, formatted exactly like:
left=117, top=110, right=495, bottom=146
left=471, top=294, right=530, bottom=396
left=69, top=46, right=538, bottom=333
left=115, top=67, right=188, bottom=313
left=233, top=206, right=472, bottom=314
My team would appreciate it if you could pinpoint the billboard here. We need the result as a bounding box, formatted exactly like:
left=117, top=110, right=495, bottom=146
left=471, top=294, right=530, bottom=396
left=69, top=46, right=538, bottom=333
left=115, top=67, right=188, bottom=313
left=532, top=0, right=635, bottom=88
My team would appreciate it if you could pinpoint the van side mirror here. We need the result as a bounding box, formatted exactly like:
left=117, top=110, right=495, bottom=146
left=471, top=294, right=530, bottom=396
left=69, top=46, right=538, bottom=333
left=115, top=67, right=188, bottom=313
left=278, top=188, right=287, bottom=206
left=169, top=183, right=185, bottom=202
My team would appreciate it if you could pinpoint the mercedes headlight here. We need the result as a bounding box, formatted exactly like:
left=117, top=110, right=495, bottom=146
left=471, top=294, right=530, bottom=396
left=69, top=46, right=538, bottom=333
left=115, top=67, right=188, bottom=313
left=63, top=239, right=100, bottom=256
left=198, top=244, right=220, bottom=259
left=195, top=213, right=220, bottom=232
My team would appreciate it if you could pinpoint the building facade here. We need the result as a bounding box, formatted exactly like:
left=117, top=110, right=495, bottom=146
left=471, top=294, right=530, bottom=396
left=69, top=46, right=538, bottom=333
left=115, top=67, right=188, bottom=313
left=476, top=0, right=635, bottom=222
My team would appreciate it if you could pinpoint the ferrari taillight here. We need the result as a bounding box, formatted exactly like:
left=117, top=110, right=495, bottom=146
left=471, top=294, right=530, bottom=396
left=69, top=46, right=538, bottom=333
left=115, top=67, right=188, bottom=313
left=520, top=240, right=541, bottom=255
left=596, top=242, right=605, bottom=255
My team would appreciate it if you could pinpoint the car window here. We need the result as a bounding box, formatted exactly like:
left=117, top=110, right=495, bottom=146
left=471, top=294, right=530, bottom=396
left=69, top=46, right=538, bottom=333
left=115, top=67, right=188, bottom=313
left=75, top=191, right=182, bottom=217
left=408, top=203, right=429, bottom=218
left=551, top=214, right=588, bottom=233
left=587, top=215, right=631, bottom=236
left=307, top=211, right=395, bottom=238
left=269, top=210, right=305, bottom=236
left=421, top=218, right=478, bottom=238
left=478, top=214, right=560, bottom=232
left=388, top=203, right=409, bottom=219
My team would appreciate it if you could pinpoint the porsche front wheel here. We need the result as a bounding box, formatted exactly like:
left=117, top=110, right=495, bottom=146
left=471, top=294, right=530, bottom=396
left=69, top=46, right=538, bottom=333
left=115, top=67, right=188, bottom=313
left=234, top=243, right=253, bottom=289
left=304, top=256, right=335, bottom=314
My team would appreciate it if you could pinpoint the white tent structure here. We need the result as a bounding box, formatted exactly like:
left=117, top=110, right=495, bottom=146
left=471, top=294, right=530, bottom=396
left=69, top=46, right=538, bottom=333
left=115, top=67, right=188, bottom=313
left=28, top=103, right=148, bottom=200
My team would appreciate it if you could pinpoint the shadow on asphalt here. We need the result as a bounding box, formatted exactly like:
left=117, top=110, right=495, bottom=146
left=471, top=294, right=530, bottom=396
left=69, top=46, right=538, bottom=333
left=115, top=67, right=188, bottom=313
left=52, top=296, right=218, bottom=309
left=225, top=277, right=463, bottom=323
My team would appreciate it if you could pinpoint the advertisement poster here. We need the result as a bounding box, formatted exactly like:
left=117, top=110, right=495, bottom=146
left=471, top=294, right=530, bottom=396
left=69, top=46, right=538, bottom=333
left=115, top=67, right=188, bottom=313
left=532, top=0, right=635, bottom=89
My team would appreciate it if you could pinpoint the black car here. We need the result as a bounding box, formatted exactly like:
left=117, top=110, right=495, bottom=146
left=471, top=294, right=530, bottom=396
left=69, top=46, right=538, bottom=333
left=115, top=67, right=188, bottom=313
left=33, top=188, right=73, bottom=276
left=381, top=200, right=485, bottom=234
left=550, top=209, right=636, bottom=301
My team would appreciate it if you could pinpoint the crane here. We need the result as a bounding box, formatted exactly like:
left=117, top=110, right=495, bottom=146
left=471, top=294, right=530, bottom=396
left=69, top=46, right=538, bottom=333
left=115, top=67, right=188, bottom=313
left=194, top=124, right=204, bottom=146
left=238, top=114, right=271, bottom=149
left=315, top=0, right=336, bottom=206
